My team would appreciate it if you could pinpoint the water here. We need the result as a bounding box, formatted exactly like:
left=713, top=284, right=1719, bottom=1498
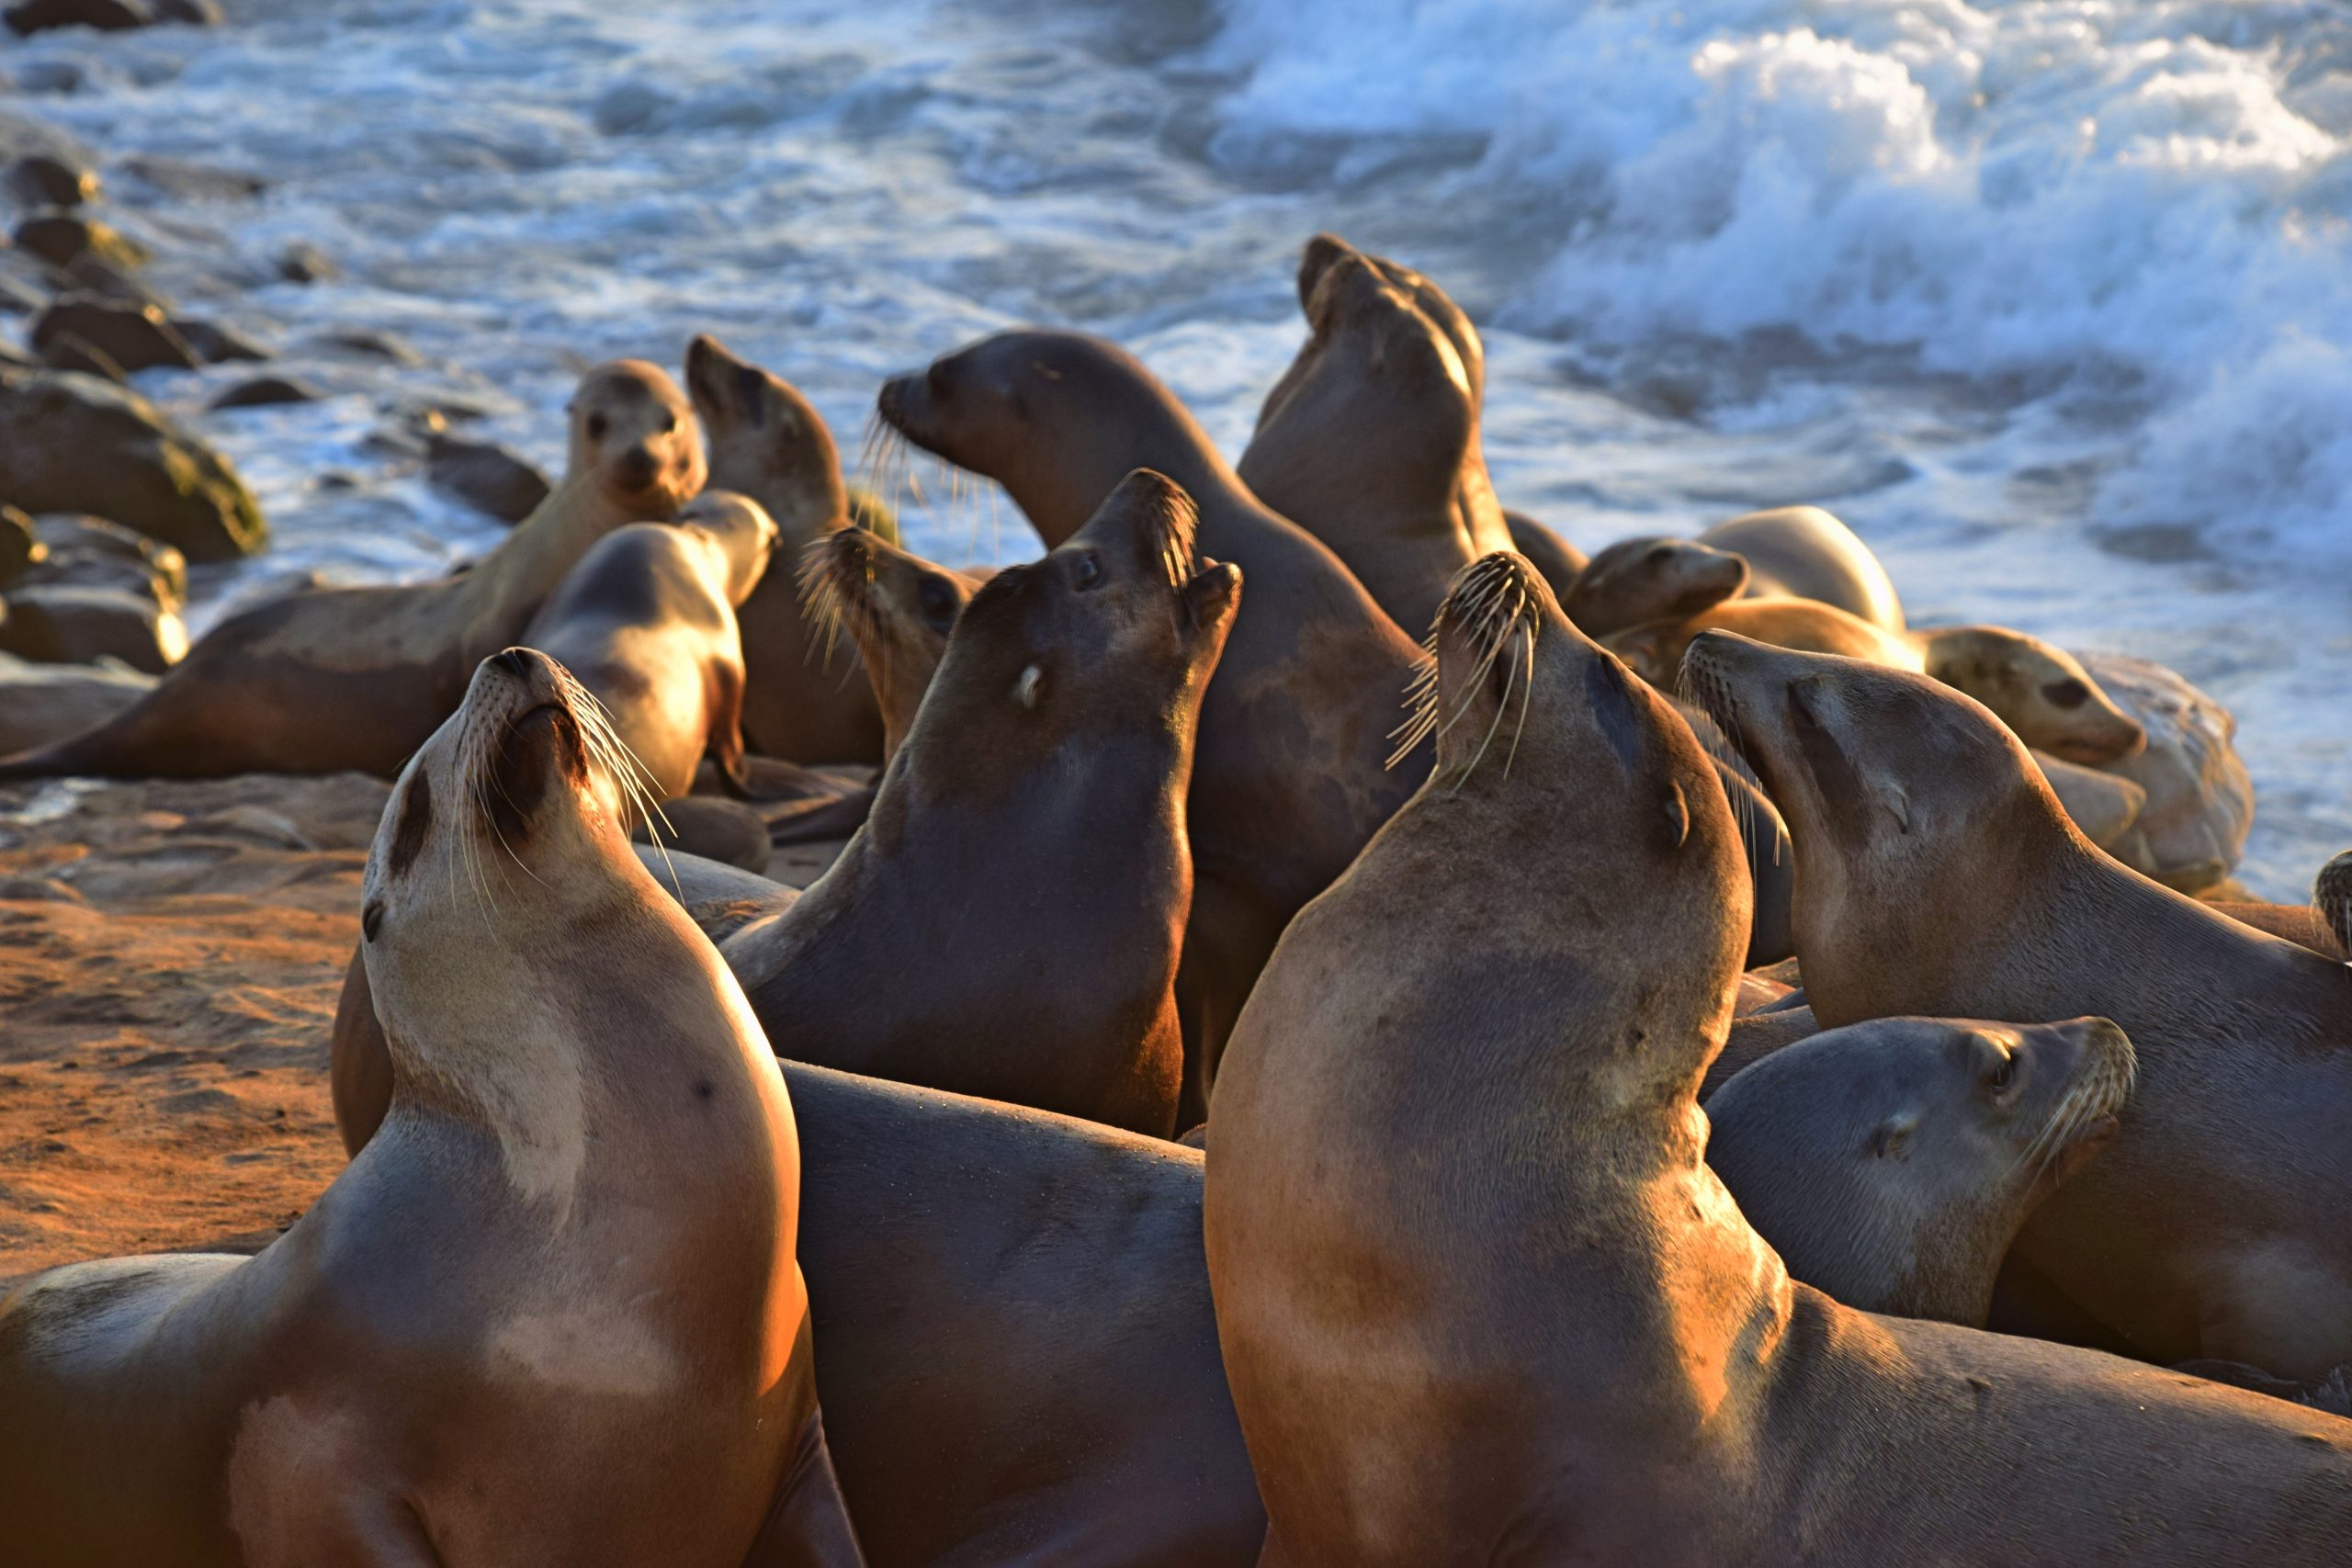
left=4, top=0, right=2346, bottom=897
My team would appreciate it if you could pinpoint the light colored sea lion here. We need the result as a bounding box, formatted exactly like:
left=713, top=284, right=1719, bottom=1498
left=686, top=333, right=886, bottom=765
left=1609, top=597, right=2145, bottom=764
left=0, top=649, right=864, bottom=1566
left=522, top=489, right=777, bottom=800
left=1207, top=554, right=2352, bottom=1565
left=1569, top=507, right=1909, bottom=637
left=1238, top=233, right=1512, bottom=637
left=1565, top=534, right=1751, bottom=636
left=0, top=360, right=703, bottom=782
left=2321, top=851, right=2352, bottom=960
left=1706, top=1015, right=2135, bottom=1325
left=2208, top=898, right=2349, bottom=961
left=799, top=524, right=980, bottom=764
left=1500, top=508, right=1585, bottom=600
left=1684, top=629, right=2352, bottom=1376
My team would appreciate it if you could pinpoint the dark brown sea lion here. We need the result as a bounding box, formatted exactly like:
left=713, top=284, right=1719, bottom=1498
left=1685, top=630, right=2352, bottom=1376
left=0, top=360, right=704, bottom=782
left=1706, top=1014, right=2134, bottom=1325
left=686, top=333, right=885, bottom=765
left=523, top=490, right=777, bottom=800
left=1206, top=554, right=2352, bottom=1564
left=0, top=649, right=863, bottom=1566
left=1238, top=233, right=1512, bottom=637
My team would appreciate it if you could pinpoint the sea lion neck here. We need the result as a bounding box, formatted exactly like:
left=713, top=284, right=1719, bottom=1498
left=1016, top=380, right=1256, bottom=551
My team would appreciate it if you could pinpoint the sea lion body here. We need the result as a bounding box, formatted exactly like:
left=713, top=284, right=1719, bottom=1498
left=1706, top=1014, right=2134, bottom=1325
left=1208, top=556, right=2352, bottom=1564
left=0, top=360, right=704, bottom=782
left=1238, top=234, right=1512, bottom=637
left=523, top=490, right=777, bottom=799
left=688, top=333, right=885, bottom=765
left=0, top=649, right=861, bottom=1566
left=1685, top=630, right=2352, bottom=1376
left=1702, top=504, right=1905, bottom=628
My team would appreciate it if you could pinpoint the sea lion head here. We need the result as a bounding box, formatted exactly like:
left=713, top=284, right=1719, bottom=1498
left=899, top=468, right=1239, bottom=784
left=674, top=489, right=780, bottom=607
left=2317, top=850, right=2352, bottom=961
left=1245, top=234, right=1479, bottom=525
left=1295, top=231, right=1485, bottom=400
left=799, top=526, right=978, bottom=761
left=1917, top=626, right=2146, bottom=765
left=1564, top=535, right=1750, bottom=637
left=1704, top=1014, right=2134, bottom=1325
left=684, top=334, right=848, bottom=545
left=567, top=359, right=706, bottom=517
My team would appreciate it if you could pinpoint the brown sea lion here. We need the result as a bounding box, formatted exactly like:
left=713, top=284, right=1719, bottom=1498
left=1565, top=533, right=1751, bottom=636
left=1500, top=508, right=1585, bottom=600
left=1569, top=506, right=1907, bottom=637
left=1684, top=629, right=2352, bottom=1376
left=2210, top=898, right=2349, bottom=961
left=1207, top=554, right=2352, bottom=1564
left=1238, top=233, right=1513, bottom=637
left=522, top=489, right=777, bottom=800
left=1706, top=1015, right=2135, bottom=1325
left=2321, top=851, right=2352, bottom=959
left=686, top=333, right=885, bottom=765
left=0, top=649, right=863, bottom=1566
left=0, top=360, right=704, bottom=782
left=798, top=524, right=980, bottom=764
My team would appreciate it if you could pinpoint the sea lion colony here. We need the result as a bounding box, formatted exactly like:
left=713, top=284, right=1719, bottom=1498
left=2, top=232, right=2347, bottom=1564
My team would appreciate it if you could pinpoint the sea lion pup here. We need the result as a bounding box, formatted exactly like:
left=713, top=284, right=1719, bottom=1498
left=2321, top=851, right=2352, bottom=959
left=522, top=489, right=777, bottom=799
left=1206, top=555, right=2352, bottom=1565
left=717, top=469, right=1238, bottom=1137
left=0, top=650, right=864, bottom=1567
left=1564, top=533, right=1752, bottom=635
left=0, top=360, right=704, bottom=782
left=1611, top=596, right=2145, bottom=765
left=1237, top=233, right=1513, bottom=636
left=1706, top=1015, right=2135, bottom=1326
left=1683, top=631, right=2352, bottom=1376
left=1570, top=505, right=1905, bottom=637
left=687, top=332, right=887, bottom=764
left=800, top=523, right=980, bottom=764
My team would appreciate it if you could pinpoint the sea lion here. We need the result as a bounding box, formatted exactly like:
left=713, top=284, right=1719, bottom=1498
left=1683, top=629, right=2352, bottom=1375
left=1706, top=1015, right=2135, bottom=1326
left=1206, top=553, right=2352, bottom=1565
left=1609, top=597, right=2145, bottom=765
left=0, top=649, right=864, bottom=1566
left=1501, top=508, right=1585, bottom=600
left=799, top=523, right=980, bottom=764
left=1238, top=233, right=1513, bottom=637
left=0, top=360, right=704, bottom=781
left=1565, top=534, right=1751, bottom=636
left=2321, top=851, right=2352, bottom=959
left=521, top=489, right=776, bottom=800
left=1569, top=506, right=1905, bottom=637
left=2208, top=898, right=2349, bottom=961
left=2075, top=649, right=2254, bottom=893
left=686, top=333, right=886, bottom=765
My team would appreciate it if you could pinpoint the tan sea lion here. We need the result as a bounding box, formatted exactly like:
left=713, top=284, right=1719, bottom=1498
left=1684, top=629, right=2352, bottom=1376
left=1569, top=506, right=1906, bottom=636
left=522, top=489, right=776, bottom=800
left=2209, top=898, right=2350, bottom=961
left=1207, top=554, right=2352, bottom=1564
left=686, top=333, right=886, bottom=764
left=1238, top=233, right=1512, bottom=637
left=0, top=649, right=864, bottom=1566
left=0, top=360, right=704, bottom=782
left=1706, top=1014, right=2135, bottom=1325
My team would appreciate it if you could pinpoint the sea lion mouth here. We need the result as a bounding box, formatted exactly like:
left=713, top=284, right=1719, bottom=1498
left=2015, top=1019, right=2137, bottom=1190
left=467, top=651, right=665, bottom=858
left=875, top=372, right=931, bottom=449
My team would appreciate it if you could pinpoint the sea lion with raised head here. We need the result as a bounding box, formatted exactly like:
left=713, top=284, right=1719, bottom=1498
left=522, top=489, right=777, bottom=800
left=687, top=333, right=887, bottom=765
left=1684, top=629, right=2352, bottom=1375
left=1238, top=233, right=1513, bottom=637
left=1206, top=553, right=2352, bottom=1565
left=799, top=524, right=980, bottom=765
left=0, top=649, right=863, bottom=1566
left=1706, top=1014, right=2134, bottom=1326
left=0, top=360, right=705, bottom=782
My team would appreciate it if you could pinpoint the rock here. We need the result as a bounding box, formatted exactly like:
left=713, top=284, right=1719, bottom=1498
left=0, top=504, right=41, bottom=587
left=119, top=156, right=265, bottom=203
left=50, top=251, right=167, bottom=311
left=172, top=318, right=270, bottom=365
left=21, top=513, right=185, bottom=612
left=2078, top=650, right=2256, bottom=895
left=32, top=298, right=200, bottom=373
left=0, top=369, right=267, bottom=560
left=426, top=434, right=549, bottom=524
left=150, top=0, right=219, bottom=21
left=0, top=584, right=186, bottom=673
left=13, top=211, right=150, bottom=272
left=0, top=649, right=152, bottom=755
left=276, top=243, right=335, bottom=284
left=0, top=342, right=36, bottom=373
left=6, top=59, right=85, bottom=95
left=183, top=805, right=314, bottom=851
left=209, top=374, right=318, bottom=411
left=315, top=328, right=423, bottom=366
left=4, top=0, right=153, bottom=34
left=6, top=154, right=96, bottom=209
left=0, top=268, right=45, bottom=315
left=39, top=331, right=126, bottom=383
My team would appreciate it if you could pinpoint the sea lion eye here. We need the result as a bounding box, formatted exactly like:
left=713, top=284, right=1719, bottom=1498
left=1988, top=1055, right=2017, bottom=1091
left=586, top=412, right=608, bottom=443
left=1070, top=553, right=1102, bottom=592
left=658, top=411, right=677, bottom=434
left=2041, top=678, right=2089, bottom=710
left=917, top=577, right=959, bottom=631
left=362, top=901, right=385, bottom=942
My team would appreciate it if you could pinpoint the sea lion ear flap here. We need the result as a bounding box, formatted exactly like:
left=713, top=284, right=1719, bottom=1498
left=1659, top=779, right=1690, bottom=851
left=1182, top=559, right=1242, bottom=633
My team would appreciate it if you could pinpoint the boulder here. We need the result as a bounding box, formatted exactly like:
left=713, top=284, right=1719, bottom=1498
left=209, top=374, right=318, bottom=411
left=151, top=0, right=220, bottom=21
left=23, top=512, right=187, bottom=611
left=0, top=648, right=152, bottom=754
left=4, top=0, right=153, bottom=34
left=0, top=368, right=267, bottom=560
left=2077, top=650, right=2256, bottom=895
left=0, top=583, right=186, bottom=672
left=0, top=503, right=41, bottom=587
left=426, top=433, right=550, bottom=524
left=39, top=331, right=127, bottom=383
left=172, top=317, right=271, bottom=364
left=32, top=298, right=201, bottom=372
left=6, top=153, right=96, bottom=209
left=13, top=211, right=150, bottom=272
left=119, top=156, right=265, bottom=203
left=277, top=243, right=336, bottom=284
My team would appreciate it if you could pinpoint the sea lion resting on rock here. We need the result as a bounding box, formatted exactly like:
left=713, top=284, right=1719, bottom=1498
left=1238, top=233, right=1512, bottom=637
left=1707, top=1015, right=2135, bottom=1326
left=0, top=360, right=705, bottom=781
left=0, top=649, right=863, bottom=1566
left=1205, top=553, right=2352, bottom=1565
left=1684, top=630, right=2352, bottom=1376
left=1568, top=504, right=1905, bottom=636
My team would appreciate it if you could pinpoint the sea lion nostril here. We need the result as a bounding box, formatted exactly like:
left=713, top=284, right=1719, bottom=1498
left=492, top=649, right=533, bottom=679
